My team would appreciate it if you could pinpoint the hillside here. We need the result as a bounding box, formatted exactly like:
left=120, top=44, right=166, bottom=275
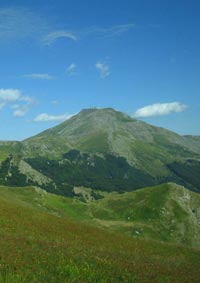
left=1, top=183, right=200, bottom=248
left=89, top=183, right=200, bottom=247
left=0, top=184, right=200, bottom=282
left=0, top=141, right=21, bottom=161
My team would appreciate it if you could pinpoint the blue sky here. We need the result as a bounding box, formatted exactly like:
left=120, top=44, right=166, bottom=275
left=0, top=0, right=199, bottom=140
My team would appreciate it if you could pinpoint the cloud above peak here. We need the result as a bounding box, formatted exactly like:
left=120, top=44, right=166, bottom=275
left=134, top=102, right=187, bottom=118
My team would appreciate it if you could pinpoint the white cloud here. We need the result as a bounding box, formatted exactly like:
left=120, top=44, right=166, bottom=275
left=66, top=63, right=77, bottom=76
left=0, top=88, right=21, bottom=102
left=95, top=62, right=110, bottom=79
left=134, top=102, right=187, bottom=118
left=0, top=88, right=35, bottom=117
left=22, top=73, right=54, bottom=80
left=33, top=113, right=74, bottom=122
left=43, top=31, right=77, bottom=45
left=12, top=105, right=29, bottom=117
left=20, top=95, right=36, bottom=104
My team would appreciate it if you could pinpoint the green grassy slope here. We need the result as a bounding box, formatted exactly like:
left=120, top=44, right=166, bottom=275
left=89, top=183, right=200, bottom=247
left=0, top=181, right=200, bottom=249
left=0, top=141, right=21, bottom=162
left=0, top=185, right=200, bottom=283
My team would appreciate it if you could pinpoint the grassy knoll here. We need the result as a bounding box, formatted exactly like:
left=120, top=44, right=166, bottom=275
left=0, top=185, right=200, bottom=282
left=89, top=183, right=200, bottom=246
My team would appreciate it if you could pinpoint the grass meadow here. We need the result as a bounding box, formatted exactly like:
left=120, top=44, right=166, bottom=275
left=0, top=186, right=200, bottom=282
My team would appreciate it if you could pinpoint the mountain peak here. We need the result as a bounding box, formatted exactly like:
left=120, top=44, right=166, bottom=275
left=76, top=107, right=134, bottom=123
left=78, top=107, right=129, bottom=118
left=79, top=107, right=116, bottom=114
left=22, top=107, right=200, bottom=177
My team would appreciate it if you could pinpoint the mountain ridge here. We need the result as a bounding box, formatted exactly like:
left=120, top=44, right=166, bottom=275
left=0, top=107, right=200, bottom=196
left=22, top=107, right=200, bottom=158
left=21, top=108, right=200, bottom=182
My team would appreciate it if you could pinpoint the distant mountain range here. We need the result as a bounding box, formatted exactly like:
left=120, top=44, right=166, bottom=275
left=0, top=108, right=200, bottom=195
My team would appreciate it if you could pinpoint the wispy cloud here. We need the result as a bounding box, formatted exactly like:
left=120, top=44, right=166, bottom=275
left=43, top=24, right=134, bottom=44
left=0, top=8, right=76, bottom=46
left=95, top=62, right=110, bottom=79
left=84, top=24, right=136, bottom=38
left=134, top=102, right=187, bottom=118
left=33, top=112, right=74, bottom=122
left=0, top=7, right=49, bottom=42
left=0, top=7, right=135, bottom=46
left=0, top=88, right=35, bottom=117
left=51, top=100, right=59, bottom=105
left=22, top=73, right=54, bottom=80
left=12, top=104, right=29, bottom=117
left=66, top=63, right=77, bottom=76
left=43, top=31, right=77, bottom=45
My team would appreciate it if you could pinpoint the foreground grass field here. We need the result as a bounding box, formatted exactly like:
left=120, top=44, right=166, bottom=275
left=0, top=185, right=200, bottom=282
